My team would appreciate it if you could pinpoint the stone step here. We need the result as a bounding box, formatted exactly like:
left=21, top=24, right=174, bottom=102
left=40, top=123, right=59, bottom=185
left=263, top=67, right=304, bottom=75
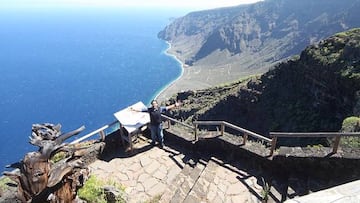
left=184, top=157, right=270, bottom=203
left=159, top=158, right=208, bottom=203
left=183, top=158, right=219, bottom=202
left=171, top=159, right=207, bottom=203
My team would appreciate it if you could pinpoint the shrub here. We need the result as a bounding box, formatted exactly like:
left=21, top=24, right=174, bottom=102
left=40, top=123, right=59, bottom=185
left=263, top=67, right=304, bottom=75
left=340, top=116, right=360, bottom=148
left=0, top=176, right=14, bottom=191
left=77, top=175, right=126, bottom=203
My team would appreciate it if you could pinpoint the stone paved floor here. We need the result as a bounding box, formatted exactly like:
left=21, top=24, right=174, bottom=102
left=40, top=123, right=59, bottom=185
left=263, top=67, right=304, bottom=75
left=89, top=135, right=265, bottom=203
left=285, top=180, right=360, bottom=203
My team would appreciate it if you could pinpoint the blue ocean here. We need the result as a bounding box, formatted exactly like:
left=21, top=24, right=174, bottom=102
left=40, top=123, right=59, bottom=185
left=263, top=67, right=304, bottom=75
left=0, top=7, right=185, bottom=171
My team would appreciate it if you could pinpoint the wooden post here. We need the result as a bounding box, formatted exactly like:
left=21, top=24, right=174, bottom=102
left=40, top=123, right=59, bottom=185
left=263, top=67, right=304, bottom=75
left=242, top=133, right=248, bottom=145
left=333, top=135, right=341, bottom=153
left=128, top=132, right=133, bottom=151
left=119, top=125, right=125, bottom=147
left=270, top=136, right=277, bottom=156
left=167, top=120, right=171, bottom=129
left=194, top=123, right=198, bottom=142
left=99, top=130, right=105, bottom=142
left=221, top=123, right=225, bottom=136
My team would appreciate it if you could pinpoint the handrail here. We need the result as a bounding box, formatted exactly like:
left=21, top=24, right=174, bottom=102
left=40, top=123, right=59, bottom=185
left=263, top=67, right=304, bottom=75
left=68, top=113, right=360, bottom=157
left=223, top=121, right=272, bottom=143
left=269, top=131, right=360, bottom=154
left=70, top=121, right=119, bottom=144
left=161, top=114, right=195, bottom=130
left=270, top=132, right=360, bottom=137
left=194, top=120, right=271, bottom=142
left=193, top=120, right=272, bottom=156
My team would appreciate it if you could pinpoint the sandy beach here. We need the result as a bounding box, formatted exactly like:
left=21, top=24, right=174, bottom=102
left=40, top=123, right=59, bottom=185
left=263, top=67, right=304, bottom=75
left=155, top=42, right=262, bottom=102
left=155, top=63, right=218, bottom=102
left=155, top=42, right=223, bottom=102
left=155, top=57, right=244, bottom=103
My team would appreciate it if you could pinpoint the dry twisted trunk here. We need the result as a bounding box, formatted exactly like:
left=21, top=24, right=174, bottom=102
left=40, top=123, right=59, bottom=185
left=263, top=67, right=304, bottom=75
left=3, top=123, right=104, bottom=202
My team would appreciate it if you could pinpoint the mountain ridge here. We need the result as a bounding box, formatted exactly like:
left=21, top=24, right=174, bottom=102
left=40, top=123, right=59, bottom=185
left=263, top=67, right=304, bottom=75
left=167, top=28, right=360, bottom=146
left=158, top=0, right=360, bottom=88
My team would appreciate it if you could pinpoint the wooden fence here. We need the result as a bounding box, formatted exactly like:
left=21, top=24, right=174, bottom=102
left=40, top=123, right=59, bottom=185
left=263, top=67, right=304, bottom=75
left=70, top=114, right=360, bottom=157
left=270, top=132, right=360, bottom=154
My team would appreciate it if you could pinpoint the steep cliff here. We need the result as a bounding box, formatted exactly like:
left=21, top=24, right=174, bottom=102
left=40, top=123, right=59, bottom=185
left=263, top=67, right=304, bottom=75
left=159, top=0, right=360, bottom=80
left=169, top=28, right=360, bottom=145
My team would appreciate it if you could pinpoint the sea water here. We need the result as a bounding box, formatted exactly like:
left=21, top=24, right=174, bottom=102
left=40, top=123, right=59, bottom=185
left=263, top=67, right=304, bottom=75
left=0, top=7, right=184, bottom=171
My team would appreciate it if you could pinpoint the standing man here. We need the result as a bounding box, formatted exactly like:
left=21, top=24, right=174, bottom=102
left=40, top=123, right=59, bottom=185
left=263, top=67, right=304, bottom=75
left=132, top=99, right=180, bottom=148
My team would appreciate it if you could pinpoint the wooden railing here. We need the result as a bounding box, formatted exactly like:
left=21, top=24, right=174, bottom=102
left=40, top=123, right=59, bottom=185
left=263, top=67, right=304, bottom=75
left=161, top=115, right=274, bottom=155
left=270, top=132, right=360, bottom=154
left=193, top=121, right=271, bottom=143
left=70, top=121, right=119, bottom=144
left=161, top=114, right=195, bottom=130
left=162, top=116, right=360, bottom=156
left=69, top=114, right=360, bottom=157
left=193, top=121, right=274, bottom=155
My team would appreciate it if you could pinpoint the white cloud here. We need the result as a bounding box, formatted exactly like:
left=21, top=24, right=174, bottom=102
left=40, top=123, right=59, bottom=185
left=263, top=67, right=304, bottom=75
left=2, top=0, right=263, bottom=10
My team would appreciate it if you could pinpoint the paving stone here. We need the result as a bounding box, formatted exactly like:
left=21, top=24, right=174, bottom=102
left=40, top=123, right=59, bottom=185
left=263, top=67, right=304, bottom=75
left=140, top=156, right=152, bottom=167
left=166, top=166, right=182, bottom=184
left=128, top=162, right=142, bottom=172
left=147, top=182, right=167, bottom=196
left=124, top=186, right=133, bottom=194
left=135, top=183, right=144, bottom=193
left=207, top=183, right=218, bottom=201
left=218, top=182, right=228, bottom=193
left=138, top=173, right=150, bottom=182
left=89, top=140, right=269, bottom=203
left=143, top=177, right=158, bottom=191
left=216, top=167, right=227, bottom=179
left=114, top=172, right=129, bottom=181
left=153, top=169, right=167, bottom=180
left=94, top=171, right=111, bottom=181
left=125, top=170, right=135, bottom=180
left=183, top=194, right=199, bottom=203
left=213, top=195, right=223, bottom=203
left=130, top=192, right=148, bottom=203
left=121, top=180, right=137, bottom=187
left=214, top=176, right=220, bottom=185
left=226, top=173, right=240, bottom=184
left=231, top=194, right=251, bottom=203
left=108, top=158, right=122, bottom=166
left=170, top=188, right=187, bottom=203
left=145, top=160, right=161, bottom=174
left=171, top=154, right=186, bottom=168
left=149, top=148, right=163, bottom=158
left=120, top=158, right=133, bottom=166
left=158, top=165, right=168, bottom=174
left=226, top=182, right=243, bottom=195
left=90, top=160, right=109, bottom=171
left=198, top=178, right=210, bottom=194
left=217, top=190, right=225, bottom=202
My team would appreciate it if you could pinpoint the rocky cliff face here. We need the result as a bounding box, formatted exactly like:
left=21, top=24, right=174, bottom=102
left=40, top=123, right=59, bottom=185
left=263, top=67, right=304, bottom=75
left=159, top=0, right=360, bottom=76
left=168, top=28, right=360, bottom=145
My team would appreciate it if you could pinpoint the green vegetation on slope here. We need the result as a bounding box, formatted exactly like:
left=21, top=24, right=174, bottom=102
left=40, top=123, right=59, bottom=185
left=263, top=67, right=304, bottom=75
left=341, top=116, right=360, bottom=147
left=78, top=175, right=126, bottom=203
left=159, top=0, right=360, bottom=77
left=169, top=28, right=360, bottom=146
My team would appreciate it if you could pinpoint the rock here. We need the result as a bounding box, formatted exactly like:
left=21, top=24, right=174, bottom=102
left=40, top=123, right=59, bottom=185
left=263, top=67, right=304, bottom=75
left=103, top=185, right=126, bottom=203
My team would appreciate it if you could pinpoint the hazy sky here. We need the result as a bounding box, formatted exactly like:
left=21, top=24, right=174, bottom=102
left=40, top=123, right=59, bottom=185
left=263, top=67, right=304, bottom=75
left=1, top=0, right=263, bottom=10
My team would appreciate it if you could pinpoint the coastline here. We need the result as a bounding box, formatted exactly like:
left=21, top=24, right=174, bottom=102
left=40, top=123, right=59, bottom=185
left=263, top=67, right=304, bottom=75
left=154, top=41, right=186, bottom=102
left=155, top=40, right=250, bottom=103
left=154, top=41, right=217, bottom=102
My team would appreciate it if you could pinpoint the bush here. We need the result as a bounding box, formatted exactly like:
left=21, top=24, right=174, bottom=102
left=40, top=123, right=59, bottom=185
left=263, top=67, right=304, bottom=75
left=77, top=175, right=126, bottom=203
left=340, top=116, right=360, bottom=148
left=341, top=116, right=360, bottom=132
left=0, top=177, right=14, bottom=191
